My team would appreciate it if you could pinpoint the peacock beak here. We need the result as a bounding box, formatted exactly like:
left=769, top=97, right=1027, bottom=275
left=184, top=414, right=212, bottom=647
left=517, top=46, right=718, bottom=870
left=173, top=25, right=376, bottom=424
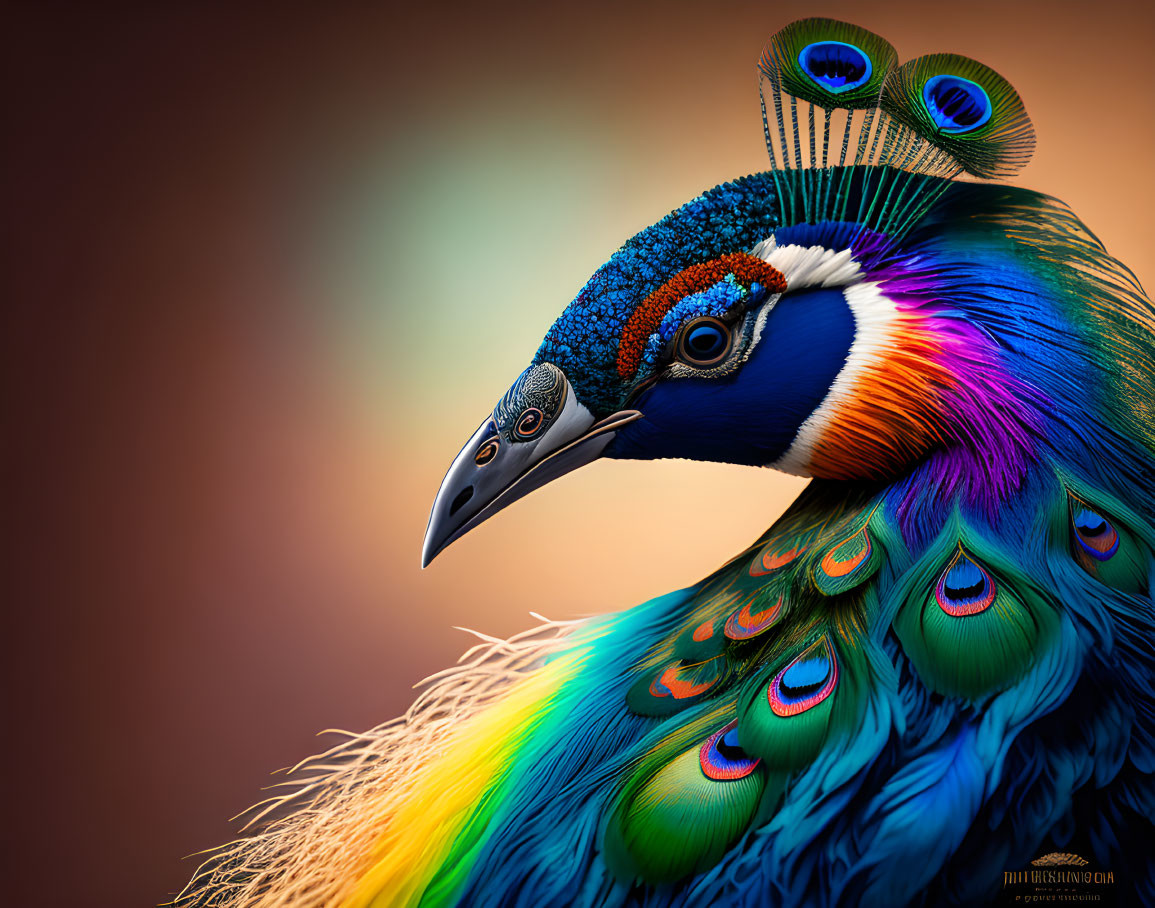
left=421, top=364, right=641, bottom=567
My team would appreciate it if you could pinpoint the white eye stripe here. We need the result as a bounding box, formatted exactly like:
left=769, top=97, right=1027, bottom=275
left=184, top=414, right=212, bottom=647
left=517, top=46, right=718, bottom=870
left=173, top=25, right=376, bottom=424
left=769, top=279, right=901, bottom=476
left=749, top=235, right=877, bottom=475
left=649, top=238, right=863, bottom=389
left=753, top=237, right=863, bottom=289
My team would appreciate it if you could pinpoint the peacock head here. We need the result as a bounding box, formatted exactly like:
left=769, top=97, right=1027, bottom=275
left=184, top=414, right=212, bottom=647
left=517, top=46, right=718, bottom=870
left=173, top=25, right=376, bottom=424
left=423, top=172, right=1020, bottom=566
left=425, top=173, right=1047, bottom=565
left=420, top=14, right=1063, bottom=566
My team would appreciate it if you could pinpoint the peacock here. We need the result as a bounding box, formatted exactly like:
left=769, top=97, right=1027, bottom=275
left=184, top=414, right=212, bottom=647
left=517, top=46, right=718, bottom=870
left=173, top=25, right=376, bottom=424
left=176, top=19, right=1155, bottom=908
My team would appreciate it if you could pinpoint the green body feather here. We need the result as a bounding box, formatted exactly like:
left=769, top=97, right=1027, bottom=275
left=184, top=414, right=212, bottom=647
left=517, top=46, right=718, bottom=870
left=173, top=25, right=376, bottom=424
left=604, top=743, right=770, bottom=884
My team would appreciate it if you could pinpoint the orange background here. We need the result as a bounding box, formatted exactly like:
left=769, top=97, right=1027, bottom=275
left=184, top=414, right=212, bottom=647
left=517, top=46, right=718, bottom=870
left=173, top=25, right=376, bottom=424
left=5, top=2, right=1154, bottom=905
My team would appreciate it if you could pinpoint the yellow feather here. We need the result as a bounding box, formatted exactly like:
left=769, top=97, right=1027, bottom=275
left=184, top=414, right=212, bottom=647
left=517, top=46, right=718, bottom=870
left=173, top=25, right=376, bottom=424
left=341, top=650, right=583, bottom=908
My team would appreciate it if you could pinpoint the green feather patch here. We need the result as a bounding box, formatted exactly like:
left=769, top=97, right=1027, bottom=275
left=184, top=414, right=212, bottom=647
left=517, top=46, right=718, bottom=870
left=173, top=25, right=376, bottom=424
left=1056, top=484, right=1153, bottom=594
left=737, top=635, right=841, bottom=771
left=893, top=523, right=1059, bottom=700
left=626, top=654, right=731, bottom=717
left=604, top=720, right=775, bottom=885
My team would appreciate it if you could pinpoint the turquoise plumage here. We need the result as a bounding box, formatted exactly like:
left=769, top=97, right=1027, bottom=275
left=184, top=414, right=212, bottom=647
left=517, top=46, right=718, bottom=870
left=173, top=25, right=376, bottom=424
left=176, top=18, right=1155, bottom=908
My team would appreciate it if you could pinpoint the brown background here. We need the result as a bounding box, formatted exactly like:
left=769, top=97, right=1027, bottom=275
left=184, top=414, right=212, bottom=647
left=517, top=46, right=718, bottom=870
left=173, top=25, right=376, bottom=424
left=4, top=2, right=1154, bottom=906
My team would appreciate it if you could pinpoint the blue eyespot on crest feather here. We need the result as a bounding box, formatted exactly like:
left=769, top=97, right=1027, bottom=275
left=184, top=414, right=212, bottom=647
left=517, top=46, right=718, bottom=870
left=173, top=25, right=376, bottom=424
left=760, top=18, right=897, bottom=110
left=1064, top=492, right=1149, bottom=592
left=894, top=535, right=1057, bottom=700
left=604, top=719, right=770, bottom=884
left=797, top=41, right=873, bottom=94
left=769, top=637, right=839, bottom=716
left=922, top=74, right=993, bottom=134
left=880, top=52, right=1034, bottom=178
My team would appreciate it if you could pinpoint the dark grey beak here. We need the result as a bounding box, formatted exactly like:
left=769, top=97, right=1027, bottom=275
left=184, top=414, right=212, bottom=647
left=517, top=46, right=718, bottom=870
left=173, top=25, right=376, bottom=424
left=421, top=365, right=641, bottom=567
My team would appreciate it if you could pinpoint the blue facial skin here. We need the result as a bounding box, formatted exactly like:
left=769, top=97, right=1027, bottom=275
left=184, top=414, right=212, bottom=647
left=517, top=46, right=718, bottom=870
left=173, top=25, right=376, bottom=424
left=605, top=286, right=855, bottom=466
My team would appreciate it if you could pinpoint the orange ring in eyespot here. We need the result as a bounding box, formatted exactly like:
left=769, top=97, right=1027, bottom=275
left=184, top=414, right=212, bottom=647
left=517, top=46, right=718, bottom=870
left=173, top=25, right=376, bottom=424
left=475, top=439, right=499, bottom=466
left=676, top=317, right=733, bottom=368
left=515, top=408, right=545, bottom=439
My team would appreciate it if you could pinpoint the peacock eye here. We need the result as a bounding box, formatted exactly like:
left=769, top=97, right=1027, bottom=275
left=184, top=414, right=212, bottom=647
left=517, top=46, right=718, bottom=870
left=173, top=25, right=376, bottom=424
left=677, top=317, right=732, bottom=367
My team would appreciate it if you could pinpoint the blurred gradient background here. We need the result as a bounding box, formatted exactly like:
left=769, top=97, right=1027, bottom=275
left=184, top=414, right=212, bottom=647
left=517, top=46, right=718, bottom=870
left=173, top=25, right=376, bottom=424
left=4, top=2, right=1153, bottom=905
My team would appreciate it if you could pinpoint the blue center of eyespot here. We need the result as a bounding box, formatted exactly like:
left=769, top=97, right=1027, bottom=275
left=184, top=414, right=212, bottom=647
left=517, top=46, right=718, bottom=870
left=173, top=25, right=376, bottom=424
left=685, top=323, right=727, bottom=359
left=718, top=727, right=743, bottom=755
left=942, top=558, right=986, bottom=600
left=922, top=75, right=993, bottom=134
left=1073, top=508, right=1107, bottom=537
left=710, top=726, right=754, bottom=767
left=1072, top=506, right=1119, bottom=561
left=779, top=653, right=831, bottom=699
left=701, top=723, right=758, bottom=778
left=797, top=41, right=873, bottom=94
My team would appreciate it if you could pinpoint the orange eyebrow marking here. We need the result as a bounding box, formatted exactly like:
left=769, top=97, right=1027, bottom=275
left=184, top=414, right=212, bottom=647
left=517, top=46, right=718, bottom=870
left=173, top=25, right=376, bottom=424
left=616, top=253, right=787, bottom=381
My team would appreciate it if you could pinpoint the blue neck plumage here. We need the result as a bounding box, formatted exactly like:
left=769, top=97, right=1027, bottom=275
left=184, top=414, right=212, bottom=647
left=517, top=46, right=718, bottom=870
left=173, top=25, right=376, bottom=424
left=606, top=286, right=854, bottom=465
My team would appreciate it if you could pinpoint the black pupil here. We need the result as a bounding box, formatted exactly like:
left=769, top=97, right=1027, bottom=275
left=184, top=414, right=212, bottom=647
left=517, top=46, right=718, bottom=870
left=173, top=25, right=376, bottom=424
left=1077, top=512, right=1107, bottom=537
left=944, top=577, right=985, bottom=600
left=935, top=86, right=982, bottom=127
left=716, top=728, right=747, bottom=762
left=809, top=48, right=865, bottom=84
left=687, top=324, right=725, bottom=359
left=780, top=675, right=825, bottom=699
